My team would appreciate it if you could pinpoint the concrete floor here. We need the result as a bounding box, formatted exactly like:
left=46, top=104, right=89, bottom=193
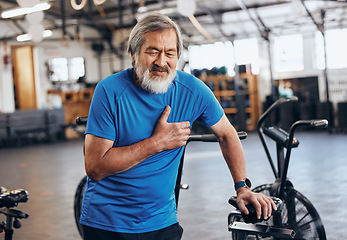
left=0, top=131, right=346, bottom=239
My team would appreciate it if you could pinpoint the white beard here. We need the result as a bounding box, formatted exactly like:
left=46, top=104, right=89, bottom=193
left=135, top=63, right=176, bottom=94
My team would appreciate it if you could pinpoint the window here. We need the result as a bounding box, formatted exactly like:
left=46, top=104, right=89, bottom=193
left=48, top=57, right=85, bottom=82
left=188, top=38, right=259, bottom=76
left=189, top=42, right=230, bottom=71
left=234, top=38, right=259, bottom=74
left=273, top=34, right=304, bottom=72
left=315, top=28, right=347, bottom=70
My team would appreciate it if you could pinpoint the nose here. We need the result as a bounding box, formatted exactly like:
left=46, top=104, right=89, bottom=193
left=155, top=51, right=166, bottom=67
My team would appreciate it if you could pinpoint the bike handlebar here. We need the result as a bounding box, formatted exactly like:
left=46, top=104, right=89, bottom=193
left=312, top=119, right=329, bottom=128
left=257, top=97, right=329, bottom=183
left=188, top=132, right=247, bottom=143
left=0, top=207, right=29, bottom=219
left=0, top=187, right=29, bottom=208
left=257, top=97, right=298, bottom=129
left=76, top=117, right=247, bottom=142
left=76, top=116, right=88, bottom=126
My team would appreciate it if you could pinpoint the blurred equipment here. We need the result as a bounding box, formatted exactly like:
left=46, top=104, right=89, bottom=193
left=0, top=187, right=29, bottom=240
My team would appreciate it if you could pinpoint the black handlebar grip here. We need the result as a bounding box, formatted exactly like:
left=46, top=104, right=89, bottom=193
left=200, top=134, right=218, bottom=142
left=229, top=196, right=282, bottom=224
left=237, top=131, right=247, bottom=140
left=311, top=119, right=328, bottom=128
left=76, top=116, right=88, bottom=126
left=188, top=134, right=217, bottom=142
left=200, top=132, right=247, bottom=141
left=18, top=211, right=29, bottom=219
left=188, top=132, right=247, bottom=143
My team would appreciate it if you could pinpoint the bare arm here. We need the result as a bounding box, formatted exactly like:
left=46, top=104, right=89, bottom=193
left=209, top=114, right=246, bottom=184
left=84, top=106, right=190, bottom=182
left=209, top=114, right=276, bottom=219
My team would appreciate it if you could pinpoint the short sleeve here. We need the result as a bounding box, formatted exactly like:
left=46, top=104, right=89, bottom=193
left=85, top=80, right=117, bottom=141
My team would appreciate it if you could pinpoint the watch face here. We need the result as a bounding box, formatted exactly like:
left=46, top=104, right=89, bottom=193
left=235, top=178, right=252, bottom=191
left=245, top=178, right=252, bottom=188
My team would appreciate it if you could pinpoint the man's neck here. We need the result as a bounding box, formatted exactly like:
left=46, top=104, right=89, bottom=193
left=132, top=68, right=141, bottom=87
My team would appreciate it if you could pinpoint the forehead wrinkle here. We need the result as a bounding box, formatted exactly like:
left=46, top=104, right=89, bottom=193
left=141, top=30, right=177, bottom=52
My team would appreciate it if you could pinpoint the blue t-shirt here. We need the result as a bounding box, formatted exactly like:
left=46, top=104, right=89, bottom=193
left=80, top=68, right=224, bottom=233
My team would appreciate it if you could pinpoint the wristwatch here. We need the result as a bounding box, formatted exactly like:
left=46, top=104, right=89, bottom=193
left=234, top=178, right=252, bottom=191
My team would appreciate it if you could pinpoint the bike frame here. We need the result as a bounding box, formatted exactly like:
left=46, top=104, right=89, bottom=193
left=257, top=97, right=328, bottom=199
left=175, top=132, right=247, bottom=206
left=228, top=98, right=328, bottom=239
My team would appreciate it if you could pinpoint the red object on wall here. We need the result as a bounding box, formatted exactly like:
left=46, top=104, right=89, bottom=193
left=3, top=54, right=11, bottom=65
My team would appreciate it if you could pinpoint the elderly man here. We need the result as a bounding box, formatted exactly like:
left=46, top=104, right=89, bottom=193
left=80, top=13, right=275, bottom=240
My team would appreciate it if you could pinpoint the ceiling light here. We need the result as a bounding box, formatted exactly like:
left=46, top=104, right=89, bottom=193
left=137, top=0, right=148, bottom=13
left=177, top=0, right=196, bottom=17
left=137, top=6, right=148, bottom=13
left=17, top=30, right=52, bottom=42
left=1, top=2, right=51, bottom=19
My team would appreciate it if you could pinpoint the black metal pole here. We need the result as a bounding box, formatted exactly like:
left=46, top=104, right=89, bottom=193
left=231, top=38, right=246, bottom=131
left=321, top=14, right=334, bottom=130
left=61, top=0, right=66, bottom=35
left=301, top=2, right=334, bottom=130
left=118, top=0, right=125, bottom=70
left=267, top=39, right=275, bottom=98
left=4, top=215, right=13, bottom=240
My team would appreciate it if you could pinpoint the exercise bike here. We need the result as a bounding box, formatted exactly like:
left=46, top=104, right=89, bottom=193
left=228, top=97, right=328, bottom=239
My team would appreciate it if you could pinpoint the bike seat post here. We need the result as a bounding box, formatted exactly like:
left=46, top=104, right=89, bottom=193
left=276, top=143, right=286, bottom=180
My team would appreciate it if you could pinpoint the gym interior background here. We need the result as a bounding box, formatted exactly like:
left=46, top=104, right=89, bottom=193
left=0, top=0, right=346, bottom=239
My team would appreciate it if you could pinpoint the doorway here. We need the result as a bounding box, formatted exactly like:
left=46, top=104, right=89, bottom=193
left=12, top=45, right=37, bottom=110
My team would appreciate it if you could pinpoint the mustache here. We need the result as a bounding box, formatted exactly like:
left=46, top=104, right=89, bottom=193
left=149, top=64, right=170, bottom=73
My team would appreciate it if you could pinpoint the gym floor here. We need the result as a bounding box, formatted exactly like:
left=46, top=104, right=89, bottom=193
left=0, top=131, right=346, bottom=240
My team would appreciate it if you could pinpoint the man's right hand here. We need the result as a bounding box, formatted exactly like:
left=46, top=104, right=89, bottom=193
left=151, top=106, right=191, bottom=151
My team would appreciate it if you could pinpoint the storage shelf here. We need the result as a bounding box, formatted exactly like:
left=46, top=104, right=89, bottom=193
left=224, top=108, right=238, bottom=114
left=47, top=88, right=94, bottom=126
left=200, top=74, right=260, bottom=131
left=215, top=90, right=236, bottom=96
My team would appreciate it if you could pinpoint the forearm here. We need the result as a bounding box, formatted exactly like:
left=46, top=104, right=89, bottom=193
left=85, top=106, right=190, bottom=181
left=218, top=127, right=247, bottom=184
left=85, top=135, right=161, bottom=181
left=210, top=115, right=276, bottom=217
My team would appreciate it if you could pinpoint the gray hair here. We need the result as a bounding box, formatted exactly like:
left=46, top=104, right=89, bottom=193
left=127, top=13, right=183, bottom=58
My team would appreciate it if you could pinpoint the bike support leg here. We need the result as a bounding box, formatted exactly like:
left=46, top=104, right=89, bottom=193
left=4, top=215, right=14, bottom=240
left=0, top=208, right=28, bottom=240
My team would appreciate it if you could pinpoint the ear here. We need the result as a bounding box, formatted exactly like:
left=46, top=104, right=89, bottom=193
left=131, top=52, right=135, bottom=64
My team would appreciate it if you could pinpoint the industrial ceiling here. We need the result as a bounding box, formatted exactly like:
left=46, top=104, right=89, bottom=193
left=0, top=0, right=347, bottom=52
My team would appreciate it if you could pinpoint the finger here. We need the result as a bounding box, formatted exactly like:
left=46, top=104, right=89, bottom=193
left=182, top=130, right=190, bottom=140
left=159, top=106, right=171, bottom=123
left=254, top=201, right=262, bottom=219
left=271, top=198, right=277, bottom=211
left=177, top=121, right=190, bottom=129
left=261, top=197, right=275, bottom=218
left=237, top=201, right=249, bottom=215
left=261, top=197, right=271, bottom=218
left=183, top=122, right=191, bottom=130
left=179, top=130, right=190, bottom=146
left=267, top=198, right=274, bottom=217
left=263, top=197, right=273, bottom=219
